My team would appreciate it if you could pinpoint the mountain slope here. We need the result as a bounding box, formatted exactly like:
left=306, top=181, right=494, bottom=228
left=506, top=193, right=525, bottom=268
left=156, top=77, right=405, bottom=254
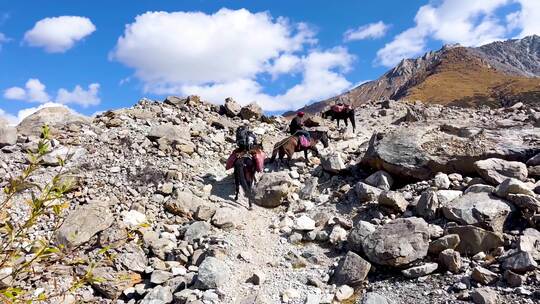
left=289, top=35, right=540, bottom=115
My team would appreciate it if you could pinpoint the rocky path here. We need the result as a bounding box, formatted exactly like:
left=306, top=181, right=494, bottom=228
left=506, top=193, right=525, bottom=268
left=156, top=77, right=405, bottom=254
left=217, top=183, right=334, bottom=303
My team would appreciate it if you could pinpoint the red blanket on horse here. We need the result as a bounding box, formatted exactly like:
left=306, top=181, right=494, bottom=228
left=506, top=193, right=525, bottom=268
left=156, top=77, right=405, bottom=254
left=331, top=104, right=351, bottom=113
left=226, top=149, right=265, bottom=172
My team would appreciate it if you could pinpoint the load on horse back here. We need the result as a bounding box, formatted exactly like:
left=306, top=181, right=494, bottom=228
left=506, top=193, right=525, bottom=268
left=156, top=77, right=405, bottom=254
left=226, top=126, right=265, bottom=209
left=322, top=103, right=356, bottom=131
left=269, top=129, right=329, bottom=169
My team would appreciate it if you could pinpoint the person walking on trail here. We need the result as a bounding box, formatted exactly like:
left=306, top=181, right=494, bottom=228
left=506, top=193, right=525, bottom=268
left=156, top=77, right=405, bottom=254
left=290, top=112, right=310, bottom=137
left=289, top=111, right=311, bottom=148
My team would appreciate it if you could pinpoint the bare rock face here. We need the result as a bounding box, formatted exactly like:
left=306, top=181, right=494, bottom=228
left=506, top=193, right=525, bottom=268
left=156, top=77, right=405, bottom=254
left=17, top=106, right=89, bottom=136
left=442, top=191, right=515, bottom=232
left=474, top=158, right=528, bottom=185
left=362, top=125, right=540, bottom=180
left=56, top=200, right=114, bottom=248
left=0, top=118, right=17, bottom=147
left=362, top=217, right=430, bottom=267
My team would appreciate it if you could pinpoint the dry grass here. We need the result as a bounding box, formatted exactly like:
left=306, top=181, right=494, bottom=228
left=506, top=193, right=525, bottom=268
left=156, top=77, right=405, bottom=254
left=403, top=48, right=540, bottom=107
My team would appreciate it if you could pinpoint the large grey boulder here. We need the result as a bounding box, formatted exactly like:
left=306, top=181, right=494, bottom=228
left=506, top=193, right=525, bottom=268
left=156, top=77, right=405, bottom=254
left=474, top=158, right=528, bottom=185
left=253, top=172, right=293, bottom=208
left=56, top=200, right=113, bottom=248
left=196, top=257, right=230, bottom=289
left=321, top=151, right=346, bottom=173
left=164, top=191, right=209, bottom=217
left=442, top=191, right=514, bottom=232
left=447, top=225, right=504, bottom=255
left=347, top=221, right=376, bottom=254
left=495, top=178, right=535, bottom=197
left=147, top=123, right=191, bottom=144
left=332, top=251, right=371, bottom=286
left=502, top=251, right=538, bottom=272
left=239, top=103, right=262, bottom=120
left=222, top=97, right=241, bottom=117
left=0, top=118, right=17, bottom=147
left=361, top=125, right=540, bottom=180
left=17, top=106, right=89, bottom=136
left=362, top=217, right=430, bottom=267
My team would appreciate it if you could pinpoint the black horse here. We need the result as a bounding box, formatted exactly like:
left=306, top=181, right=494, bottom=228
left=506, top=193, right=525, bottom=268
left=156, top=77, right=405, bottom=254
left=233, top=151, right=261, bottom=209
left=322, top=108, right=356, bottom=131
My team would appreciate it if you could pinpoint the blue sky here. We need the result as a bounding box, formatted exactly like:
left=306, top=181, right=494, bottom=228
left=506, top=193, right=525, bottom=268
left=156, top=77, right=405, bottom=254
left=0, top=0, right=538, bottom=122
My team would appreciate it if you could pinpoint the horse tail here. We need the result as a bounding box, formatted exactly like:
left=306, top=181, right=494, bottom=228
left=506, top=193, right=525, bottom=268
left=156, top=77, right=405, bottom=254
left=234, top=157, right=253, bottom=200
left=350, top=110, right=356, bottom=130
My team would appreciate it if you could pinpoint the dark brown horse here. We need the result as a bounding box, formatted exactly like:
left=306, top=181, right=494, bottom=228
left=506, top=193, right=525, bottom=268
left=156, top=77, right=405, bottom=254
left=233, top=155, right=255, bottom=209
left=322, top=108, right=356, bottom=131
left=232, top=147, right=264, bottom=209
left=269, top=130, right=329, bottom=169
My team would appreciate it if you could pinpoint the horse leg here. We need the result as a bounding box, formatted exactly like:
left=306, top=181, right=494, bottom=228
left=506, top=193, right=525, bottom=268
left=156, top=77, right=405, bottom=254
left=278, top=149, right=285, bottom=170
left=304, top=149, right=309, bottom=164
left=286, top=151, right=293, bottom=170
left=311, top=146, right=319, bottom=157
left=351, top=115, right=356, bottom=132
left=234, top=163, right=240, bottom=201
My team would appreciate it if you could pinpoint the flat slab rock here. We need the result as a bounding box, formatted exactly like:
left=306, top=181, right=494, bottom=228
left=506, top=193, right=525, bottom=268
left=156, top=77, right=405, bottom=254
left=56, top=200, right=113, bottom=248
left=442, top=191, right=514, bottom=232
left=361, top=125, right=540, bottom=180
left=362, top=217, right=430, bottom=267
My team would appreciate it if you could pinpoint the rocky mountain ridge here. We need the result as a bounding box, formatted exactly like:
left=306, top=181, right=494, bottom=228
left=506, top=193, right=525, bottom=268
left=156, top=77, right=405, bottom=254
left=0, top=96, right=540, bottom=304
left=289, top=35, right=540, bottom=116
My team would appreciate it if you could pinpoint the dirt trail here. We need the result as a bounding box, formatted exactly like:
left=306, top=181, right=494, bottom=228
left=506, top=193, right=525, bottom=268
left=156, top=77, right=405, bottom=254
left=216, top=192, right=333, bottom=304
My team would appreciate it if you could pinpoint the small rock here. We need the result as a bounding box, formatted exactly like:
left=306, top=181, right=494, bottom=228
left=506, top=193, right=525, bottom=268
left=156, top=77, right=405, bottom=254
left=378, top=191, right=408, bottom=213
left=439, top=249, right=462, bottom=273
left=471, top=266, right=499, bottom=285
left=295, top=215, right=316, bottom=231
left=471, top=287, right=498, bottom=304
left=335, top=285, right=354, bottom=301
left=401, top=263, right=438, bottom=278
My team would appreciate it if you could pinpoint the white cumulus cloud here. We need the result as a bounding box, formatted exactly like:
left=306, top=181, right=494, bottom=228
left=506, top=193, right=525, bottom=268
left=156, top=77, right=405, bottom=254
left=56, top=83, right=100, bottom=107
left=3, top=79, right=100, bottom=107
left=24, top=16, right=96, bottom=53
left=344, top=21, right=390, bottom=41
left=376, top=0, right=516, bottom=67
left=509, top=0, right=540, bottom=37
left=111, top=8, right=353, bottom=111
left=4, top=78, right=51, bottom=103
